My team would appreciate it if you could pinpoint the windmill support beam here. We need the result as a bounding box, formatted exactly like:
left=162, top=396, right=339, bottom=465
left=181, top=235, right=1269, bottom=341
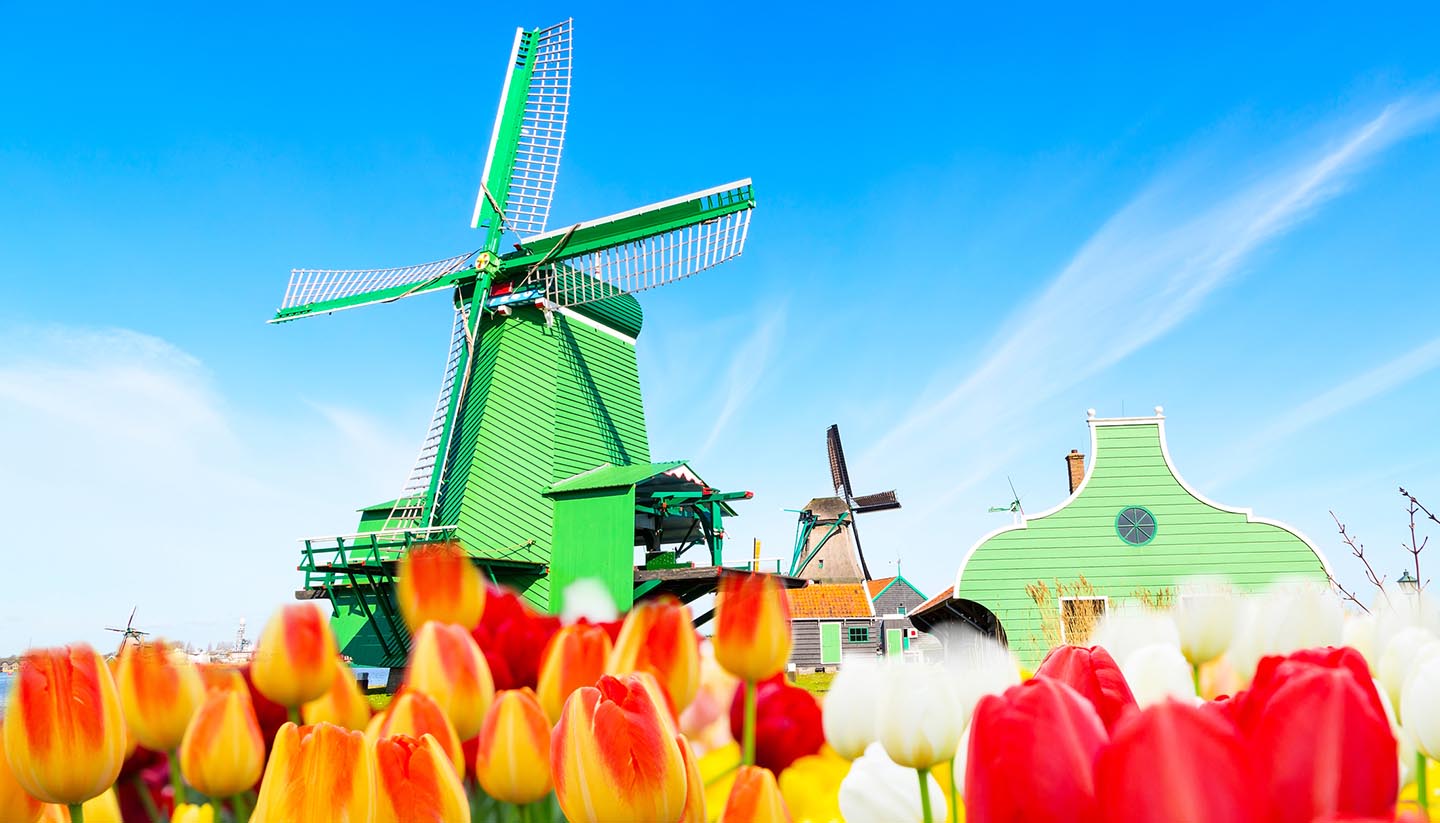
left=791, top=512, right=848, bottom=577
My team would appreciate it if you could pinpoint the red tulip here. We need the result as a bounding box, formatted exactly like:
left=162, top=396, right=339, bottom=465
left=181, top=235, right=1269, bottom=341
left=1095, top=701, right=1262, bottom=822
left=965, top=677, right=1108, bottom=823
left=1227, top=647, right=1381, bottom=737
left=470, top=586, right=561, bottom=691
left=1035, top=645, right=1137, bottom=733
left=727, top=674, right=824, bottom=773
left=1250, top=667, right=1397, bottom=823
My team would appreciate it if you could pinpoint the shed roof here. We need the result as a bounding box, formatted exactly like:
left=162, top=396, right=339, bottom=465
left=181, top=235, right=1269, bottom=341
left=544, top=461, right=691, bottom=494
left=866, top=577, right=895, bottom=600
left=912, top=586, right=955, bottom=617
left=787, top=583, right=874, bottom=619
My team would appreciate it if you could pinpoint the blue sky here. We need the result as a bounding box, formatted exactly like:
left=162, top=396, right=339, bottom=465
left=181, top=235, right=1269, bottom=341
left=3, top=2, right=1439, bottom=652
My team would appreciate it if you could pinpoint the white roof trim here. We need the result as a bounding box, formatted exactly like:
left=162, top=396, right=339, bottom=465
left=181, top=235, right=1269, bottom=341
left=953, top=409, right=1337, bottom=596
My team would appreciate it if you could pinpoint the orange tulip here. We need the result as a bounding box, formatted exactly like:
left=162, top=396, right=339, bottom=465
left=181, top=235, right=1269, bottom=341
left=116, top=640, right=206, bottom=752
left=714, top=572, right=792, bottom=682
left=719, top=765, right=791, bottom=823
left=251, top=604, right=339, bottom=709
left=2, top=645, right=127, bottom=805
left=37, top=788, right=123, bottom=822
left=405, top=621, right=494, bottom=739
left=474, top=688, right=552, bottom=804
left=677, top=734, right=707, bottom=823
left=366, top=690, right=465, bottom=776
left=374, top=734, right=470, bottom=823
left=608, top=596, right=701, bottom=713
left=537, top=622, right=614, bottom=723
left=302, top=662, right=372, bottom=731
left=397, top=541, right=485, bottom=632
left=0, top=716, right=44, bottom=823
left=551, top=674, right=688, bottom=823
left=178, top=672, right=265, bottom=798
left=251, top=722, right=375, bottom=823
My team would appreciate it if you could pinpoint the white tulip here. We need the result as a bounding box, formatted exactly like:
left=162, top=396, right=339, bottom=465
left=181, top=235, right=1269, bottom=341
left=1265, top=582, right=1344, bottom=653
left=1342, top=613, right=1380, bottom=674
left=823, top=659, right=883, bottom=760
left=1403, top=657, right=1440, bottom=760
left=1376, top=676, right=1416, bottom=785
left=877, top=663, right=966, bottom=770
left=946, top=639, right=1021, bottom=727
left=839, top=742, right=949, bottom=823
left=1090, top=605, right=1180, bottom=669
left=1377, top=626, right=1440, bottom=717
left=559, top=578, right=618, bottom=624
left=1173, top=586, right=1236, bottom=666
left=1122, top=643, right=1198, bottom=708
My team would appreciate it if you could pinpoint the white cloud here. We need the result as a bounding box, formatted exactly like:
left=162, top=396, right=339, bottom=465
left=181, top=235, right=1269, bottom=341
left=696, top=307, right=786, bottom=460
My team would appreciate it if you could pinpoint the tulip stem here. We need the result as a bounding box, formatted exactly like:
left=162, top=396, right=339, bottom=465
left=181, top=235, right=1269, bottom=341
left=1191, top=662, right=1202, bottom=696
left=288, top=706, right=302, bottom=726
left=1419, top=751, right=1431, bottom=821
left=67, top=804, right=84, bottom=823
left=916, top=768, right=934, bottom=823
left=233, top=792, right=252, bottom=823
left=169, top=748, right=188, bottom=805
left=948, top=757, right=960, bottom=823
left=131, top=774, right=163, bottom=823
left=742, top=678, right=758, bottom=767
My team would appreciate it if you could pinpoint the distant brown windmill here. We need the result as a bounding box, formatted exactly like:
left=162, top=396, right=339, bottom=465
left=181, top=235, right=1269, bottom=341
left=788, top=425, right=901, bottom=582
left=105, top=606, right=149, bottom=653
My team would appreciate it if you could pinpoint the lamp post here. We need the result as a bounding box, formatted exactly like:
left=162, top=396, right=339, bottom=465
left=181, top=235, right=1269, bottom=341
left=1398, top=569, right=1420, bottom=595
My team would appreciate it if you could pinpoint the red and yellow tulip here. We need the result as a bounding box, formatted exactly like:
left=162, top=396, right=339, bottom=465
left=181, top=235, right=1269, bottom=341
left=551, top=674, right=688, bottom=823
left=2, top=645, right=127, bottom=806
left=405, top=621, right=494, bottom=740
left=714, top=571, right=792, bottom=683
left=250, top=604, right=339, bottom=709
left=366, top=690, right=465, bottom=776
left=537, top=622, right=613, bottom=724
left=474, top=688, right=553, bottom=804
left=719, top=765, right=791, bottom=823
left=178, top=672, right=266, bottom=798
left=116, top=640, right=206, bottom=753
left=0, top=716, right=44, bottom=823
left=302, top=660, right=373, bottom=731
left=608, top=596, right=701, bottom=713
left=374, top=733, right=470, bottom=823
left=677, top=734, right=707, bottom=823
left=251, top=722, right=375, bottom=823
left=37, top=788, right=123, bottom=822
left=397, top=541, right=485, bottom=632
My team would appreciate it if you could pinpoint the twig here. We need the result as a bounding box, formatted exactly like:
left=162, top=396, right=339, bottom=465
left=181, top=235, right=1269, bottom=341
left=1400, top=488, right=1431, bottom=593
left=1331, top=510, right=1387, bottom=610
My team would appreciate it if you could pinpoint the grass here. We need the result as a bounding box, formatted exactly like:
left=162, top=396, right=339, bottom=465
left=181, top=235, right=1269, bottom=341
left=792, top=671, right=836, bottom=697
left=366, top=693, right=393, bottom=712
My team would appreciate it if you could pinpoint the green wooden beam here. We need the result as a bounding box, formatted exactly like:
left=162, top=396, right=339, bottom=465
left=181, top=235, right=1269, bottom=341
left=271, top=267, right=479, bottom=323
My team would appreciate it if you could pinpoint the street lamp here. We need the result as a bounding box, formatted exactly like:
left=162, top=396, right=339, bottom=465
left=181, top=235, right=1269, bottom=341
left=1398, top=570, right=1420, bottom=595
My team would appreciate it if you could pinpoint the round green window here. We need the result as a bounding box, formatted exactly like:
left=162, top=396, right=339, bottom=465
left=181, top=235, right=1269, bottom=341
left=1116, top=506, right=1156, bottom=545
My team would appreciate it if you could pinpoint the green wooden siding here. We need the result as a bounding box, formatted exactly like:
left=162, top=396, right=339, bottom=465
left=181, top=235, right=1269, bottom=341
left=550, top=487, right=638, bottom=613
left=956, top=419, right=1329, bottom=666
left=820, top=623, right=842, bottom=664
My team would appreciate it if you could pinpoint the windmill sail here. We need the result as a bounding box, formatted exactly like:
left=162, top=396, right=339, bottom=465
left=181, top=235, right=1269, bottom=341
left=502, top=179, right=755, bottom=309
left=827, top=424, right=853, bottom=498
left=472, top=19, right=573, bottom=239
left=272, top=250, right=479, bottom=322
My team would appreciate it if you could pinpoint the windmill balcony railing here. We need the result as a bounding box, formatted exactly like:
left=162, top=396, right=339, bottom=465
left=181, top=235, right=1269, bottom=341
left=298, top=525, right=457, bottom=589
left=719, top=557, right=785, bottom=575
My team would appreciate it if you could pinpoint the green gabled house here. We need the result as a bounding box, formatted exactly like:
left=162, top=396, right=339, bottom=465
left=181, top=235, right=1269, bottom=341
left=913, top=408, right=1333, bottom=665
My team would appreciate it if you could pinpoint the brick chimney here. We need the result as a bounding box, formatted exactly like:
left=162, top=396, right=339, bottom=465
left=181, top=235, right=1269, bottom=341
left=1066, top=449, right=1086, bottom=494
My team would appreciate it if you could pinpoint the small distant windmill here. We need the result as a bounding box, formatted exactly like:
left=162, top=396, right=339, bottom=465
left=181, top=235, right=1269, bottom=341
left=105, top=607, right=148, bottom=651
left=789, top=425, right=902, bottom=581
left=988, top=477, right=1025, bottom=523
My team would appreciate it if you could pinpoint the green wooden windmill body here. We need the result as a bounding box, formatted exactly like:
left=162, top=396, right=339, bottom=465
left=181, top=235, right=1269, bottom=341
left=276, top=20, right=758, bottom=667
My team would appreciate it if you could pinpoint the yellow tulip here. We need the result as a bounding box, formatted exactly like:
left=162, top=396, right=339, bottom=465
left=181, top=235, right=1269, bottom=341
left=397, top=541, right=485, bottom=632
left=251, top=722, right=375, bottom=823
left=366, top=690, right=465, bottom=776
left=608, top=596, right=701, bottom=713
left=251, top=604, right=339, bottom=709
left=116, top=640, right=206, bottom=753
left=779, top=748, right=851, bottom=823
left=3, top=645, right=127, bottom=806
left=537, top=622, right=613, bottom=724
left=405, top=621, right=494, bottom=739
left=719, top=765, right=791, bottom=822
left=552, top=674, right=688, bottom=823
left=374, top=734, right=470, bottom=823
left=302, top=661, right=373, bottom=731
left=170, top=804, right=216, bottom=823
left=178, top=673, right=265, bottom=798
left=714, top=572, right=792, bottom=682
left=474, top=688, right=552, bottom=804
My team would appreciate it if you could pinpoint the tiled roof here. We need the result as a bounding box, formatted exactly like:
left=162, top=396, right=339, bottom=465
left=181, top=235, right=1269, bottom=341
left=866, top=577, right=895, bottom=600
left=787, top=583, right=874, bottom=619
left=912, top=586, right=955, bottom=615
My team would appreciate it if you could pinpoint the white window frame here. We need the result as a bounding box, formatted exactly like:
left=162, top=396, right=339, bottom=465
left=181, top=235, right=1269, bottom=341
left=1058, top=595, right=1110, bottom=644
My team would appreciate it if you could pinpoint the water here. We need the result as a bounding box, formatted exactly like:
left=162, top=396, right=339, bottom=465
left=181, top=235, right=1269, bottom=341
left=0, top=672, right=10, bottom=712
left=0, top=668, right=386, bottom=713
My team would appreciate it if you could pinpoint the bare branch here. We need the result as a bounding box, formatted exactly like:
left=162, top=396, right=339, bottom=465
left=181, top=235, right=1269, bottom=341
left=1400, top=488, right=1430, bottom=593
left=1331, top=510, right=1388, bottom=607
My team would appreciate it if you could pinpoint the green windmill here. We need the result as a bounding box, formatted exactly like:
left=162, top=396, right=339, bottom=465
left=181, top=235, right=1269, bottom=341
left=274, top=18, right=764, bottom=667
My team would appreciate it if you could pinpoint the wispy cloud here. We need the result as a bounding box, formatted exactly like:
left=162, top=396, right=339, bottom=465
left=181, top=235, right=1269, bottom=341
left=868, top=96, right=1440, bottom=475
left=696, top=308, right=786, bottom=460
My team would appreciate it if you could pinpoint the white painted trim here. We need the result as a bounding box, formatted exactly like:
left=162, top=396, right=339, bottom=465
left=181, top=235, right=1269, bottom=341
left=472, top=27, right=525, bottom=229
left=1058, top=595, right=1109, bottom=644
left=523, top=179, right=754, bottom=242
left=556, top=306, right=637, bottom=345
left=953, top=409, right=1337, bottom=596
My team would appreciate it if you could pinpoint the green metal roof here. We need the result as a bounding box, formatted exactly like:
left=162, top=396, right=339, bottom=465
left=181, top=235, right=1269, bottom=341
left=357, top=499, right=400, bottom=513
left=544, top=461, right=690, bottom=495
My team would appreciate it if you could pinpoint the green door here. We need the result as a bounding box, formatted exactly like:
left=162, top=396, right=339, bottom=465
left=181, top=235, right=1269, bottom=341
left=820, top=623, right=842, bottom=665
left=885, top=628, right=903, bottom=658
